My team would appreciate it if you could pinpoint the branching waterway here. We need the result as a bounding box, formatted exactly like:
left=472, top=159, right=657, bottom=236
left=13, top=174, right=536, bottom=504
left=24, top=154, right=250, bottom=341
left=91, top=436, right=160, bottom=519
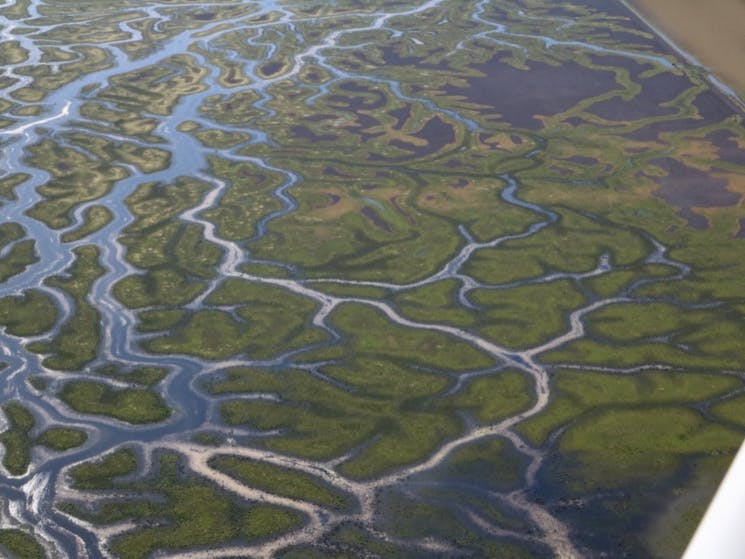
left=0, top=0, right=743, bottom=557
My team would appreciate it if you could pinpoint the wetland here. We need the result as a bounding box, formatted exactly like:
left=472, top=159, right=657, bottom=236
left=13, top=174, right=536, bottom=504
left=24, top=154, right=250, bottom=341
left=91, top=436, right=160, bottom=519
left=0, top=0, right=744, bottom=558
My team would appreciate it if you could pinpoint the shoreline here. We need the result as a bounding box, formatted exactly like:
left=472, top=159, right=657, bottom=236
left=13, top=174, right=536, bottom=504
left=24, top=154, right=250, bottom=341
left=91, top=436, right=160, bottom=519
left=626, top=0, right=745, bottom=99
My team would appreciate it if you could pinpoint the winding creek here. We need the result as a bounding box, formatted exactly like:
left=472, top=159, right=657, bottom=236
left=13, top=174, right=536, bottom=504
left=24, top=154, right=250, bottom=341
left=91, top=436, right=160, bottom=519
left=0, top=0, right=743, bottom=557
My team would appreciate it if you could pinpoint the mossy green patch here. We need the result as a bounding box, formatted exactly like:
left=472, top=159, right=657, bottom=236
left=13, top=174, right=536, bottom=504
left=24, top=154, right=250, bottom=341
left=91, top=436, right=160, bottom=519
left=210, top=454, right=353, bottom=510
left=0, top=289, right=58, bottom=337
left=36, top=428, right=87, bottom=451
left=0, top=402, right=35, bottom=475
left=329, top=302, right=493, bottom=371
left=68, top=448, right=138, bottom=490
left=211, top=359, right=460, bottom=478
left=29, top=246, right=103, bottom=371
left=147, top=281, right=326, bottom=359
left=59, top=381, right=170, bottom=424
left=67, top=451, right=305, bottom=558
left=0, top=239, right=38, bottom=283
left=437, top=370, right=533, bottom=423
left=470, top=279, right=586, bottom=348
left=0, top=529, right=47, bottom=559
left=61, top=205, right=114, bottom=243
left=559, top=407, right=741, bottom=491
left=519, top=369, right=740, bottom=445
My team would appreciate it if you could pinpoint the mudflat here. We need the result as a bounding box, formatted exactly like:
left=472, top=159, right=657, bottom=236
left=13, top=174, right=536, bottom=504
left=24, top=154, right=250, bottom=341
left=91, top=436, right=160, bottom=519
left=628, top=0, right=745, bottom=95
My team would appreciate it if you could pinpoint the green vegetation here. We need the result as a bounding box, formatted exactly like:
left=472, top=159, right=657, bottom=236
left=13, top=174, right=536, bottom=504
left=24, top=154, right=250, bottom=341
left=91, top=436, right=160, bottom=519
left=470, top=279, right=586, bottom=348
left=68, top=448, right=138, bottom=490
left=25, top=140, right=127, bottom=229
left=93, top=364, right=168, bottom=387
left=711, top=394, right=745, bottom=428
left=645, top=454, right=733, bottom=559
left=0, top=239, right=38, bottom=283
left=328, top=302, right=493, bottom=371
left=4, top=1, right=745, bottom=557
left=542, top=302, right=745, bottom=370
left=465, top=210, right=649, bottom=284
left=61, top=205, right=114, bottom=243
left=190, top=432, right=226, bottom=446
left=211, top=360, right=460, bottom=478
left=66, top=451, right=305, bottom=558
left=0, top=402, right=87, bottom=475
left=559, top=407, right=741, bottom=491
left=59, top=381, right=170, bottom=424
left=210, top=455, right=354, bottom=511
left=136, top=309, right=186, bottom=332
left=0, top=529, right=47, bottom=559
left=112, top=176, right=224, bottom=308
left=519, top=369, right=741, bottom=445
left=201, top=157, right=284, bottom=240
left=145, top=280, right=326, bottom=359
left=393, top=279, right=476, bottom=327
left=27, top=376, right=47, bottom=392
left=0, top=290, right=58, bottom=336
left=0, top=173, right=29, bottom=200
left=36, top=428, right=87, bottom=451
left=27, top=246, right=104, bottom=370
left=0, top=402, right=35, bottom=475
left=97, top=54, right=208, bottom=116
left=436, top=371, right=533, bottom=423
left=376, top=490, right=535, bottom=558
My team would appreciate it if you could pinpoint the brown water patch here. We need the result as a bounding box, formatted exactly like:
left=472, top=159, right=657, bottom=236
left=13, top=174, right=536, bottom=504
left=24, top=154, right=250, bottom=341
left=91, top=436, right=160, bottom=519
left=693, top=91, right=735, bottom=123
left=290, top=125, right=338, bottom=142
left=626, top=90, right=736, bottom=141
left=451, top=179, right=468, bottom=189
left=591, top=55, right=651, bottom=79
left=315, top=193, right=341, bottom=209
left=649, top=158, right=741, bottom=228
left=313, top=190, right=342, bottom=210
left=361, top=206, right=392, bottom=232
left=444, top=57, right=617, bottom=129
left=388, top=104, right=411, bottom=130
left=388, top=116, right=455, bottom=158
left=352, top=51, right=377, bottom=66
left=706, top=130, right=745, bottom=166
left=338, top=60, right=362, bottom=71
left=564, top=155, right=599, bottom=166
left=224, top=68, right=241, bottom=85
left=343, top=112, right=382, bottom=142
left=563, top=116, right=587, bottom=126
left=260, top=62, right=283, bottom=77
left=323, top=166, right=350, bottom=178
left=337, top=81, right=387, bottom=109
left=571, top=0, right=634, bottom=18
left=550, top=166, right=573, bottom=176
left=625, top=117, right=701, bottom=141
left=588, top=71, right=692, bottom=121
left=193, top=12, right=215, bottom=21
left=379, top=45, right=450, bottom=70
